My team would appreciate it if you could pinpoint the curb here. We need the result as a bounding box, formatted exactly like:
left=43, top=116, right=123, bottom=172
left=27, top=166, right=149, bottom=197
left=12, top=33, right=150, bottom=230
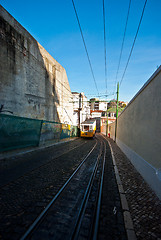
left=102, top=134, right=137, bottom=240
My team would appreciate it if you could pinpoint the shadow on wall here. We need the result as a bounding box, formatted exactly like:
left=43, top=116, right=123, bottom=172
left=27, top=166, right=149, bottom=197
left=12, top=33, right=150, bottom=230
left=0, top=11, right=60, bottom=122
left=0, top=6, right=74, bottom=151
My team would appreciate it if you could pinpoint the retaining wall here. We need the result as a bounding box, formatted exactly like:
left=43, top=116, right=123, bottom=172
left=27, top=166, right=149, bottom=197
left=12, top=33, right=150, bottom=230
left=0, top=4, right=73, bottom=124
left=107, top=66, right=161, bottom=200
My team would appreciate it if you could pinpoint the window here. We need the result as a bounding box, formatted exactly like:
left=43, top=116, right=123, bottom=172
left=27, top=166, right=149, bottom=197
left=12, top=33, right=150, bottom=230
left=84, top=125, right=89, bottom=131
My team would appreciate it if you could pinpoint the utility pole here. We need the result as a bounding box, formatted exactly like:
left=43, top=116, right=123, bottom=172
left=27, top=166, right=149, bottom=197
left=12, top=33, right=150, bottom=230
left=106, top=108, right=108, bottom=137
left=78, top=93, right=82, bottom=136
left=115, top=82, right=119, bottom=142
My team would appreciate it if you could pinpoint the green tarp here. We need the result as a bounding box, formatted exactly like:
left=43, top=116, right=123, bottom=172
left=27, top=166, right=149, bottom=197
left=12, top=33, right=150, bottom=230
left=0, top=114, right=42, bottom=152
left=0, top=114, right=78, bottom=152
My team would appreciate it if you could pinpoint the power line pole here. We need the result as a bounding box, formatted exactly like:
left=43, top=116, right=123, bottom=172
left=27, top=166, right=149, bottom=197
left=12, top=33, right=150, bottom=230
left=106, top=108, right=108, bottom=137
left=78, top=93, right=82, bottom=136
left=115, top=82, right=119, bottom=142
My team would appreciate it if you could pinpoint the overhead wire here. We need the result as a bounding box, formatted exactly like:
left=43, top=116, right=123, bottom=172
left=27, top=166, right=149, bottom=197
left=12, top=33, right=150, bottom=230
left=71, top=0, right=100, bottom=97
left=114, top=0, right=132, bottom=93
left=120, top=0, right=148, bottom=86
left=102, top=0, right=108, bottom=97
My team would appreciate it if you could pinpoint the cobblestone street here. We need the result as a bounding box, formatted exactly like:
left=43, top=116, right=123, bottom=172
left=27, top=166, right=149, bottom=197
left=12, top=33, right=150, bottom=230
left=1, top=2, right=161, bottom=239
left=108, top=137, right=161, bottom=240
left=0, top=135, right=127, bottom=240
left=0, top=135, right=161, bottom=239
left=0, top=138, right=96, bottom=239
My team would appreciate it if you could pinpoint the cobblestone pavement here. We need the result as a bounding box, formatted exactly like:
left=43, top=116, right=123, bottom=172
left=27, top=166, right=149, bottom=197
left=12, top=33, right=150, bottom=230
left=0, top=138, right=84, bottom=186
left=108, top=137, right=161, bottom=240
left=2, top=134, right=161, bottom=239
left=0, top=138, right=96, bottom=239
left=29, top=139, right=101, bottom=240
left=0, top=135, right=128, bottom=240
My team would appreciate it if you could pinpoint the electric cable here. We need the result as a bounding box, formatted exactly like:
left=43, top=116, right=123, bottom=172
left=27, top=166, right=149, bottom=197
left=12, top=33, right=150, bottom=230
left=86, top=93, right=114, bottom=97
left=71, top=0, right=99, bottom=96
left=120, top=0, right=148, bottom=86
left=114, top=0, right=131, bottom=92
left=103, top=0, right=108, bottom=96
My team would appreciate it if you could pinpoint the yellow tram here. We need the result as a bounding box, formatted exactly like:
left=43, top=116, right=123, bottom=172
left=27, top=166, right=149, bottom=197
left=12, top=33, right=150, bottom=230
left=80, top=119, right=96, bottom=138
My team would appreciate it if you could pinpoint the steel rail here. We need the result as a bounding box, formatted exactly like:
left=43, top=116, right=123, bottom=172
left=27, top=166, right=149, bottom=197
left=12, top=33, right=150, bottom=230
left=93, top=140, right=107, bottom=240
left=20, top=140, right=98, bottom=240
left=71, top=141, right=103, bottom=240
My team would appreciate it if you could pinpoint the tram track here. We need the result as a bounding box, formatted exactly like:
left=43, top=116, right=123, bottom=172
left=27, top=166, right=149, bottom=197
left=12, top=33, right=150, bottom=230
left=71, top=139, right=106, bottom=240
left=20, top=135, right=107, bottom=240
left=0, top=137, right=97, bottom=240
left=0, top=134, right=128, bottom=240
left=20, top=140, right=98, bottom=240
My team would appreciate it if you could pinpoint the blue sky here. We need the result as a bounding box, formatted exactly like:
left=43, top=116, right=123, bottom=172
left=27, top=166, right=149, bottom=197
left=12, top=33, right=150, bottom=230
left=1, top=0, right=161, bottom=102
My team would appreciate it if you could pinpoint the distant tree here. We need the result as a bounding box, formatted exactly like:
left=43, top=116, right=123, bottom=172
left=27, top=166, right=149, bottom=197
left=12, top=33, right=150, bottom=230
left=107, top=99, right=116, bottom=109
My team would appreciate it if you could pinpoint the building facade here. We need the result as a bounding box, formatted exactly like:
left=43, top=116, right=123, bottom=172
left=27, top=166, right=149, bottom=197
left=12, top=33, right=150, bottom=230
left=72, top=92, right=90, bottom=126
left=89, top=98, right=108, bottom=111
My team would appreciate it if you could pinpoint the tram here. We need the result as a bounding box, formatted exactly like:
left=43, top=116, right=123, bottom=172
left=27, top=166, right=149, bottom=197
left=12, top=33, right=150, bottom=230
left=80, top=119, right=96, bottom=138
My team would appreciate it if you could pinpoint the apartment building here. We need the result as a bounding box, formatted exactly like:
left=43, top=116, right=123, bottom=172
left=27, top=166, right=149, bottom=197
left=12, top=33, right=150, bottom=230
left=72, top=92, right=90, bottom=126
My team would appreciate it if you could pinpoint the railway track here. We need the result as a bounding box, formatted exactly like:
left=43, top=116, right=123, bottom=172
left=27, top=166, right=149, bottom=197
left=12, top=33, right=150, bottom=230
left=0, top=134, right=127, bottom=240
left=0, top=137, right=97, bottom=239
left=20, top=135, right=107, bottom=240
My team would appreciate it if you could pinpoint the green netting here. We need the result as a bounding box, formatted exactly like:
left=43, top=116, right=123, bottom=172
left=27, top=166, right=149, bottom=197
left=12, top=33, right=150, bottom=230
left=0, top=114, right=42, bottom=152
left=60, top=124, right=70, bottom=139
left=0, top=114, right=79, bottom=152
left=40, top=122, right=78, bottom=142
left=70, top=125, right=78, bottom=137
left=40, top=121, right=62, bottom=142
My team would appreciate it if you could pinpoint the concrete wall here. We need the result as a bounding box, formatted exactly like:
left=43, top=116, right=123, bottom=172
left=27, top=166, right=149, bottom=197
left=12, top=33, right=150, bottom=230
left=0, top=5, right=73, bottom=124
left=107, top=66, right=161, bottom=199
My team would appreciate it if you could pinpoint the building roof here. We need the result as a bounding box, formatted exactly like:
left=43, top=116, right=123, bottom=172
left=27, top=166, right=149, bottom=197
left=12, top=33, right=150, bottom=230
left=81, top=119, right=96, bottom=125
left=90, top=110, right=103, bottom=113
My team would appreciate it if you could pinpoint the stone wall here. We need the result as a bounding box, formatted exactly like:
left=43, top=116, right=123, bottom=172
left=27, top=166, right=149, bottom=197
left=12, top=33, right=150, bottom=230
left=0, top=5, right=73, bottom=124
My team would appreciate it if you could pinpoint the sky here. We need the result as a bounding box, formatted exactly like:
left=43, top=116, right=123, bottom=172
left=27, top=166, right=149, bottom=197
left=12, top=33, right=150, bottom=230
left=1, top=0, right=161, bottom=102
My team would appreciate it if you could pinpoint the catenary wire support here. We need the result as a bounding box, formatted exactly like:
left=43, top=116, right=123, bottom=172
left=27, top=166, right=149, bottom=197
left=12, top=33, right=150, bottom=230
left=115, top=82, right=119, bottom=142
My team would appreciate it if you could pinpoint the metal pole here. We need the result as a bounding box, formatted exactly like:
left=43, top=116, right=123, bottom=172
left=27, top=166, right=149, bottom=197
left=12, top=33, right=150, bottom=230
left=78, top=93, right=82, bottom=136
left=106, top=109, right=108, bottom=137
left=115, top=82, right=119, bottom=142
